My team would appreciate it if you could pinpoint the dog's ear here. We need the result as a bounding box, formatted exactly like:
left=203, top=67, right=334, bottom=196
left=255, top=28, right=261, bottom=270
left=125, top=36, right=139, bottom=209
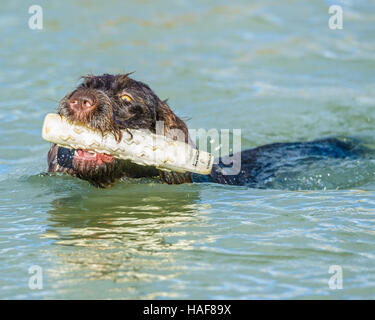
left=155, top=100, right=194, bottom=185
left=155, top=100, right=190, bottom=144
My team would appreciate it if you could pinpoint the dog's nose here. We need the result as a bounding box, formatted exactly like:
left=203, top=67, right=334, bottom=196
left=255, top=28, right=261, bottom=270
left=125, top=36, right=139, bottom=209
left=69, top=92, right=96, bottom=111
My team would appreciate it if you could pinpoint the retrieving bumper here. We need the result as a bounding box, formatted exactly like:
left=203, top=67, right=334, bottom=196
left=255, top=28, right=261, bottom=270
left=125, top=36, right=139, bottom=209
left=42, top=113, right=213, bottom=175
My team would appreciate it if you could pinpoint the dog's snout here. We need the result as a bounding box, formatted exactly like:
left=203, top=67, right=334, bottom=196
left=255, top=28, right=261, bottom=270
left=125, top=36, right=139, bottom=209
left=69, top=92, right=96, bottom=111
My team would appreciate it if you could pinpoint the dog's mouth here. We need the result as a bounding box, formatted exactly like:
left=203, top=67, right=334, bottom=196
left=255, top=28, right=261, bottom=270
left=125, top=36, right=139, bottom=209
left=57, top=146, right=115, bottom=170
left=73, top=149, right=115, bottom=165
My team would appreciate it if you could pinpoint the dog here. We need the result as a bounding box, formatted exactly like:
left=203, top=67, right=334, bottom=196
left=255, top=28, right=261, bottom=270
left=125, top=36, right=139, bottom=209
left=47, top=73, right=359, bottom=188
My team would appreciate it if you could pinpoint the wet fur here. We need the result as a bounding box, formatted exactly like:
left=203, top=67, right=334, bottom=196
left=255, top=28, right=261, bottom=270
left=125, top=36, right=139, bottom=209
left=48, top=74, right=191, bottom=186
left=48, top=73, right=359, bottom=188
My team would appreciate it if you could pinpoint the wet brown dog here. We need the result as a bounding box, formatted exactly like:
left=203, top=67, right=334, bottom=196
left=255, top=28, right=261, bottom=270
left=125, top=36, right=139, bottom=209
left=48, top=73, right=195, bottom=187
left=48, top=73, right=359, bottom=188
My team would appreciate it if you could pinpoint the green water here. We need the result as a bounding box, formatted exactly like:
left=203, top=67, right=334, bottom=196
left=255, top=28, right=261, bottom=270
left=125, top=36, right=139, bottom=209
left=1, top=0, right=375, bottom=299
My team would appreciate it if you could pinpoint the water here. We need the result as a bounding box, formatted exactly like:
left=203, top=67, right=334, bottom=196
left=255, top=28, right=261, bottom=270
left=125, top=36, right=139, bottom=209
left=1, top=0, right=375, bottom=299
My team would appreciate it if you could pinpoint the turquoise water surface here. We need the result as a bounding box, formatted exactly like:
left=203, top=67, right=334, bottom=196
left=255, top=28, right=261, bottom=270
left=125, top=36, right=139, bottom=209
left=1, top=0, right=375, bottom=299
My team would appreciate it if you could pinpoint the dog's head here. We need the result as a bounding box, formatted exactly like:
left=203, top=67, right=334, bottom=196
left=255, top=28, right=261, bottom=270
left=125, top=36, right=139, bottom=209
left=48, top=73, right=191, bottom=186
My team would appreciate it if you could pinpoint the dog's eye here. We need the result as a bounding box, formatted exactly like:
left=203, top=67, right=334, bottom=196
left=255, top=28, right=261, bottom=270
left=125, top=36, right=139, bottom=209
left=120, top=94, right=132, bottom=102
